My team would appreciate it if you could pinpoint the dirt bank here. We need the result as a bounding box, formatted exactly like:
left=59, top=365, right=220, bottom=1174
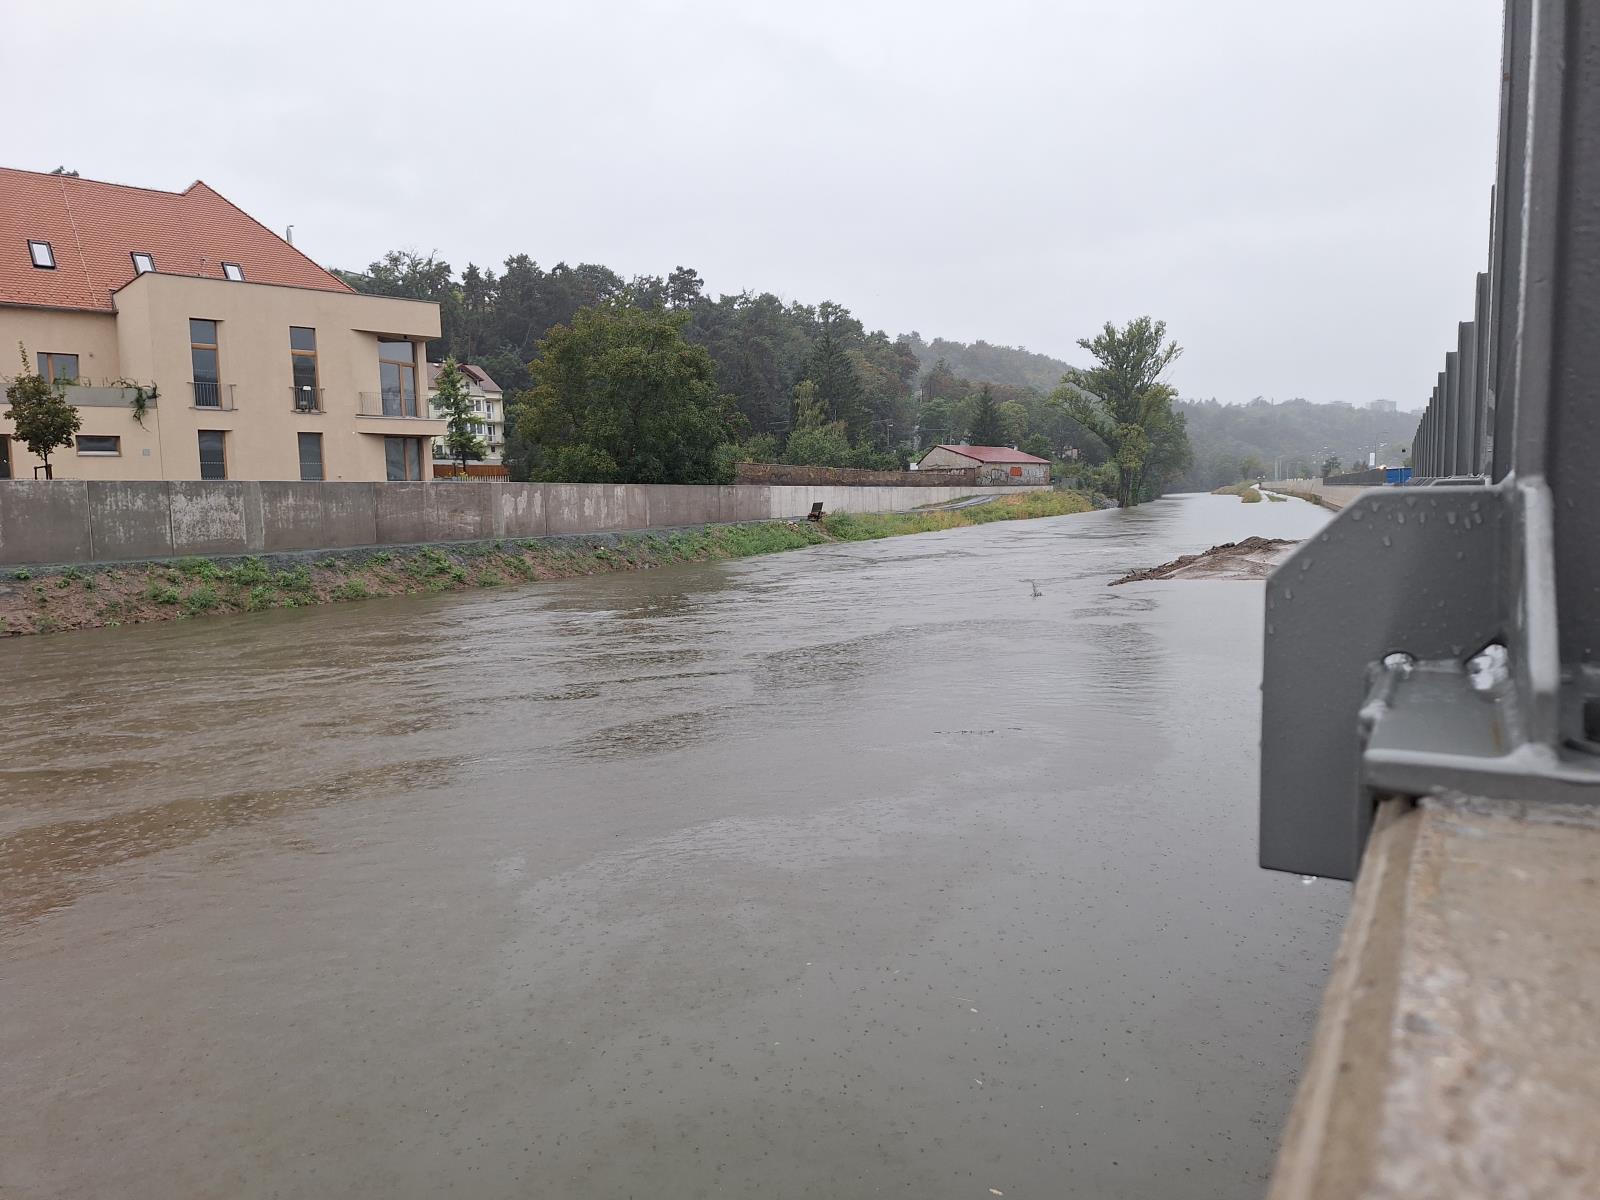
left=1108, top=535, right=1297, bottom=585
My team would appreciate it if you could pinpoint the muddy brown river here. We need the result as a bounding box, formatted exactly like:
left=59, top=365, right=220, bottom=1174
left=1, top=493, right=1345, bottom=1199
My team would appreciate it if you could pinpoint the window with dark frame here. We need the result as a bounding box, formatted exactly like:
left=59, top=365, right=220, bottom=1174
left=290, top=327, right=319, bottom=410
left=378, top=339, right=418, bottom=416
left=384, top=436, right=424, bottom=481
left=222, top=262, right=245, bottom=282
left=190, top=319, right=221, bottom=407
left=198, top=430, right=227, bottom=480
left=76, top=435, right=121, bottom=455
left=36, top=352, right=79, bottom=383
left=298, top=432, right=325, bottom=481
left=131, top=252, right=155, bottom=275
left=28, top=240, right=54, bottom=268
left=1, top=436, right=12, bottom=480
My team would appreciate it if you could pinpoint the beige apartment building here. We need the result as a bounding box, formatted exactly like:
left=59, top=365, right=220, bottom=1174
left=0, top=167, right=444, bottom=482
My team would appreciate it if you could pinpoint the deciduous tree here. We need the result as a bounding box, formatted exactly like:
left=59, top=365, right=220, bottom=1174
left=4, top=346, right=80, bottom=479
left=1052, top=317, right=1186, bottom=507
left=509, top=305, right=736, bottom=484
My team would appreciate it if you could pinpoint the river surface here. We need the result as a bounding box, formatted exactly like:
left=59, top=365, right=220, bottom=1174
left=1, top=493, right=1345, bottom=1199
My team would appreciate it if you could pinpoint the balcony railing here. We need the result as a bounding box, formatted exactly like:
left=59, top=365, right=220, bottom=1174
left=358, top=390, right=430, bottom=418
left=190, top=381, right=236, bottom=410
left=291, top=386, right=325, bottom=413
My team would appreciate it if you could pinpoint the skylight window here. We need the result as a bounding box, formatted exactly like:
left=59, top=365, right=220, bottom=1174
left=28, top=240, right=55, bottom=269
left=222, top=262, right=245, bottom=282
left=131, top=252, right=155, bottom=275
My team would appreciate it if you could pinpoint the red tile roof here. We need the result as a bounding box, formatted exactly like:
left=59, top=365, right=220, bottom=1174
left=926, top=444, right=1051, bottom=464
left=0, top=167, right=353, bottom=312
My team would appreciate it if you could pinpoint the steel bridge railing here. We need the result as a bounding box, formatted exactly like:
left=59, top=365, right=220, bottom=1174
left=1260, top=0, right=1600, bottom=880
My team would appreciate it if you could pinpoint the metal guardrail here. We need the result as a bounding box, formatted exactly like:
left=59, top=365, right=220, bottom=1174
left=291, top=386, right=324, bottom=413
left=190, top=381, right=235, bottom=410
left=1260, top=0, right=1600, bottom=880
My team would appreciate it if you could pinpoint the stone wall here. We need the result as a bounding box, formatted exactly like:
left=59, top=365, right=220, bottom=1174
left=0, top=479, right=1046, bottom=567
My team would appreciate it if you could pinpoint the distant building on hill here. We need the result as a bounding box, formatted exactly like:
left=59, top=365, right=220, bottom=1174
left=0, top=165, right=444, bottom=482
left=1369, top=398, right=1398, bottom=413
left=915, top=444, right=1051, bottom=484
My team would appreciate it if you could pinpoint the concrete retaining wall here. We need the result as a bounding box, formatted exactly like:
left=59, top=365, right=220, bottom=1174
left=0, top=480, right=1046, bottom=567
left=1261, top=479, right=1371, bottom=510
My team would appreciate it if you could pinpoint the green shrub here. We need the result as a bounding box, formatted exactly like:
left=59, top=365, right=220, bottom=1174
left=227, top=557, right=272, bottom=585
left=275, top=566, right=313, bottom=593
left=245, top=585, right=276, bottom=611
left=144, top=580, right=182, bottom=605
left=405, top=547, right=454, bottom=578
left=13, top=569, right=31, bottom=581
left=175, top=556, right=221, bottom=580
left=331, top=579, right=369, bottom=601
left=181, top=584, right=221, bottom=615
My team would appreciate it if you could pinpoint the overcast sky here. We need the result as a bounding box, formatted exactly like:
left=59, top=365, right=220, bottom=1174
left=16, top=0, right=1501, bottom=406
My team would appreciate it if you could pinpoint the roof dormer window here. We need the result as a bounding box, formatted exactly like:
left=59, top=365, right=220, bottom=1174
left=222, top=262, right=245, bottom=282
left=131, top=252, right=155, bottom=275
left=28, top=240, right=55, bottom=269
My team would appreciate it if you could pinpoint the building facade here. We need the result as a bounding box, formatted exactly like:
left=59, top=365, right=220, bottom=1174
left=916, top=444, right=1052, bottom=484
left=0, top=167, right=444, bottom=482
left=428, top=362, right=506, bottom=466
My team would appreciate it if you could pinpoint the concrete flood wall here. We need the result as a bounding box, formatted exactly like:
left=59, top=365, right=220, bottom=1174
left=0, top=480, right=1046, bottom=567
left=1260, top=479, right=1371, bottom=511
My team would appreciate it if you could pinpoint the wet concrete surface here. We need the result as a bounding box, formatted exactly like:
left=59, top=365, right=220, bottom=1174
left=0, top=493, right=1346, bottom=1199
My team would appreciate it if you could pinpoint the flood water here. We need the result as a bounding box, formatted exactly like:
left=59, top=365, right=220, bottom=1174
left=1, top=493, right=1346, bottom=1199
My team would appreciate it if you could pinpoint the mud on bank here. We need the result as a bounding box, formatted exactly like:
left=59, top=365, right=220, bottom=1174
left=1108, top=535, right=1298, bottom=584
left=0, top=489, right=1094, bottom=637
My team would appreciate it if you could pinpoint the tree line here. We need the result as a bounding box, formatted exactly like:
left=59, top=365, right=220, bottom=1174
left=336, top=250, right=1192, bottom=504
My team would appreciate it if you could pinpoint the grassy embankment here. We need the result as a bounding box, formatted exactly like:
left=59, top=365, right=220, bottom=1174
left=0, top=489, right=1094, bottom=637
left=1212, top=481, right=1263, bottom=503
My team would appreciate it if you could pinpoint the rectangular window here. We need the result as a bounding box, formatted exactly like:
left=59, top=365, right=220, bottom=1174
left=198, top=430, right=227, bottom=480
left=290, top=326, right=319, bottom=408
left=76, top=435, right=121, bottom=455
left=378, top=338, right=417, bottom=416
left=384, top=436, right=424, bottom=481
left=190, top=319, right=221, bottom=407
left=298, top=432, right=325, bottom=481
left=131, top=252, right=155, bottom=275
left=28, top=240, right=55, bottom=268
left=37, top=352, right=79, bottom=383
left=222, top=262, right=245, bottom=282
left=0, top=436, right=11, bottom=480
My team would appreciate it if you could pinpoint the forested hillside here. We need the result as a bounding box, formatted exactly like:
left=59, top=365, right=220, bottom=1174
left=335, top=251, right=1121, bottom=482
left=1175, top=398, right=1420, bottom=490
left=336, top=250, right=1193, bottom=500
left=902, top=334, right=1074, bottom=392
